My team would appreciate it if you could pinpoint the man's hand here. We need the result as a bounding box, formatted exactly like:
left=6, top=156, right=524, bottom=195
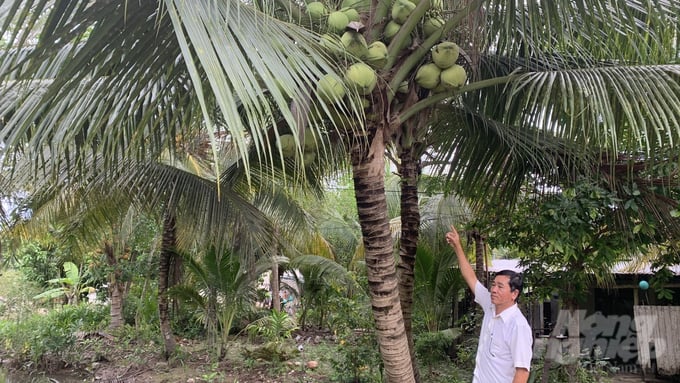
left=512, top=368, right=530, bottom=383
left=446, top=225, right=477, bottom=291
left=446, top=225, right=461, bottom=248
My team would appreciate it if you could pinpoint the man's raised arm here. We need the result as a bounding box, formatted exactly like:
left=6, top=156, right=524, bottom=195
left=446, top=225, right=478, bottom=292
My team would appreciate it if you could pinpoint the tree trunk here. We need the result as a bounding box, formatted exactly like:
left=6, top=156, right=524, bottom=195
left=472, top=231, right=486, bottom=287
left=158, top=213, right=178, bottom=359
left=104, top=241, right=124, bottom=330
left=351, top=130, right=415, bottom=383
left=397, top=144, right=421, bottom=383
left=271, top=258, right=280, bottom=311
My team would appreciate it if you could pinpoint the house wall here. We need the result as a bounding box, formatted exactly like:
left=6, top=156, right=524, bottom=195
left=582, top=275, right=680, bottom=371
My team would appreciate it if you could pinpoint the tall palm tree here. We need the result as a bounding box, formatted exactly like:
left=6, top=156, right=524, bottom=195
left=3, top=1, right=680, bottom=380
left=158, top=211, right=179, bottom=358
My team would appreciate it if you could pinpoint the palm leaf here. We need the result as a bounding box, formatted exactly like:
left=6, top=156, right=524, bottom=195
left=0, top=0, right=355, bottom=182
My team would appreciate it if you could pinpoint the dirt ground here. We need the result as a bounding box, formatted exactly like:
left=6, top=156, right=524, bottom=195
left=5, top=332, right=333, bottom=383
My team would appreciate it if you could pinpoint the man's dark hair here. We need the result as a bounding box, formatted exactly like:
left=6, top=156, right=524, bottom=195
left=495, top=269, right=523, bottom=294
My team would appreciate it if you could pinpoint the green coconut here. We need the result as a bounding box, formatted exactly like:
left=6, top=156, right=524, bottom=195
left=345, top=62, right=377, bottom=95
left=383, top=20, right=402, bottom=43
left=439, top=64, right=466, bottom=89
left=303, top=151, right=317, bottom=166
left=360, top=97, right=371, bottom=108
left=319, top=33, right=344, bottom=56
left=341, top=31, right=368, bottom=59
left=391, top=0, right=416, bottom=24
left=431, top=41, right=459, bottom=69
left=365, top=41, right=388, bottom=69
left=341, top=7, right=361, bottom=22
left=422, top=17, right=444, bottom=38
left=306, top=2, right=329, bottom=20
left=415, top=63, right=441, bottom=90
left=303, top=129, right=317, bottom=151
left=277, top=134, right=297, bottom=157
left=397, top=80, right=409, bottom=93
left=317, top=74, right=347, bottom=103
left=327, top=11, right=350, bottom=34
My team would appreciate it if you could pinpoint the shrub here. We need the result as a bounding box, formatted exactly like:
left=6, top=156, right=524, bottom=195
left=16, top=242, right=63, bottom=288
left=0, top=269, right=43, bottom=321
left=328, top=328, right=382, bottom=383
left=415, top=328, right=460, bottom=364
left=0, top=303, right=108, bottom=367
left=529, top=353, right=613, bottom=383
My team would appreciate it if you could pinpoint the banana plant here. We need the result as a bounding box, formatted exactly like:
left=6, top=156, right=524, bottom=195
left=33, top=261, right=91, bottom=306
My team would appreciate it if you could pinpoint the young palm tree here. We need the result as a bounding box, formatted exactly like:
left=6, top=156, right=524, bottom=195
left=169, top=246, right=274, bottom=358
left=3, top=1, right=680, bottom=380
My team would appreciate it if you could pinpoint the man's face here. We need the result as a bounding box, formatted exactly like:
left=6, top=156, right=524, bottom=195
left=490, top=275, right=518, bottom=308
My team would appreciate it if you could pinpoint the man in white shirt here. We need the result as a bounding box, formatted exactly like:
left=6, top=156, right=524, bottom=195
left=446, top=225, right=533, bottom=383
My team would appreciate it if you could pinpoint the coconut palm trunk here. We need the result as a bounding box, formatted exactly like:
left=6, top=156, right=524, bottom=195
left=397, top=143, right=421, bottom=382
left=158, top=213, right=178, bottom=359
left=104, top=241, right=125, bottom=330
left=351, top=130, right=415, bottom=383
left=472, top=230, right=486, bottom=286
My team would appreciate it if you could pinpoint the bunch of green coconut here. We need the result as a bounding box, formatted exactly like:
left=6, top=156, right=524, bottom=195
left=307, top=0, right=467, bottom=103
left=276, top=128, right=319, bottom=167
left=307, top=0, right=386, bottom=105
left=415, top=41, right=466, bottom=92
left=383, top=0, right=445, bottom=47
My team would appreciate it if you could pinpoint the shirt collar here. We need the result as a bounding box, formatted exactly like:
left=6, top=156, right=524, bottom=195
left=493, top=303, right=520, bottom=322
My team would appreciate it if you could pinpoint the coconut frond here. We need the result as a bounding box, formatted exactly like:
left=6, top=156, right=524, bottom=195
left=289, top=254, right=360, bottom=290
left=0, top=0, right=355, bottom=183
left=427, top=104, right=579, bottom=209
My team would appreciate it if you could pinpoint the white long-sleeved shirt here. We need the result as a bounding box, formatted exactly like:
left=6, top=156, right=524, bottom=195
left=473, top=281, right=533, bottom=383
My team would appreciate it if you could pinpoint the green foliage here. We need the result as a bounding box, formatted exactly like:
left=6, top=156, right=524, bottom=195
left=290, top=254, right=363, bottom=330
left=414, top=328, right=460, bottom=364
left=322, top=292, right=371, bottom=334
left=33, top=261, right=91, bottom=305
left=109, top=323, right=162, bottom=351
left=124, top=281, right=159, bottom=329
left=650, top=265, right=676, bottom=301
left=200, top=362, right=225, bottom=382
left=328, top=328, right=382, bottom=383
left=15, top=241, right=62, bottom=288
left=170, top=247, right=267, bottom=355
left=529, top=353, right=614, bottom=383
left=649, top=247, right=680, bottom=302
left=413, top=245, right=466, bottom=332
left=453, top=335, right=478, bottom=370
left=171, top=303, right=206, bottom=339
left=315, top=292, right=381, bottom=383
left=245, top=309, right=298, bottom=343
left=0, top=269, right=43, bottom=320
left=0, top=303, right=108, bottom=365
left=243, top=310, right=299, bottom=362
left=488, top=179, right=644, bottom=306
left=310, top=175, right=363, bottom=269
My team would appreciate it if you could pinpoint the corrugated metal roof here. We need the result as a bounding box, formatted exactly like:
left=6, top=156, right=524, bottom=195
left=475, top=259, right=680, bottom=275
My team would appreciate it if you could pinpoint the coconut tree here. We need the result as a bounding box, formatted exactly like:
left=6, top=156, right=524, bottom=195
left=169, top=246, right=279, bottom=358
left=3, top=1, right=680, bottom=380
